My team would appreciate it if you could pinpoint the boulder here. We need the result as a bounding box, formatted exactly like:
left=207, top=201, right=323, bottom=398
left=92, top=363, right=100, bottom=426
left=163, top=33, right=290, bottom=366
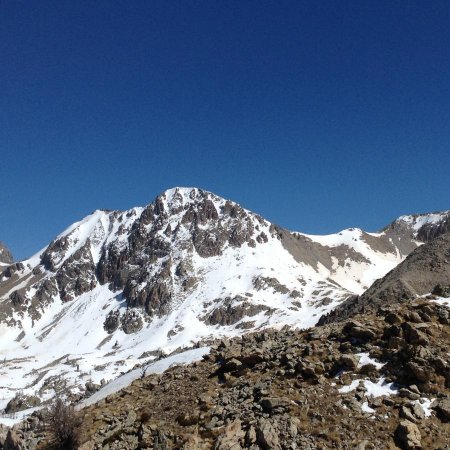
left=433, top=398, right=450, bottom=422
left=3, top=429, right=24, bottom=450
left=256, top=418, right=281, bottom=450
left=395, top=420, right=422, bottom=449
left=214, top=419, right=245, bottom=450
left=340, top=354, right=359, bottom=370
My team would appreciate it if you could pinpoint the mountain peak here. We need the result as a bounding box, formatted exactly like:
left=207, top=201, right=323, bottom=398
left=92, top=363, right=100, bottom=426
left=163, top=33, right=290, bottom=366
left=383, top=210, right=450, bottom=242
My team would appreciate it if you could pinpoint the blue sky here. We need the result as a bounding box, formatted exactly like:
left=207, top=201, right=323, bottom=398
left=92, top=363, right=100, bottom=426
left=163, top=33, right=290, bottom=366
left=1, top=0, right=450, bottom=260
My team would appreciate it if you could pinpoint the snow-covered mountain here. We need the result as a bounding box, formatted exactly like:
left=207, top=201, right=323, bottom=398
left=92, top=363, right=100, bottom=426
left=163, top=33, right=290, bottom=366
left=0, top=187, right=448, bottom=414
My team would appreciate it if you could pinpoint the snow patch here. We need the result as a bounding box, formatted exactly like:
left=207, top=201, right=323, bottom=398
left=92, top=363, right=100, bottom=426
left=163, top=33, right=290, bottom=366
left=79, top=347, right=210, bottom=408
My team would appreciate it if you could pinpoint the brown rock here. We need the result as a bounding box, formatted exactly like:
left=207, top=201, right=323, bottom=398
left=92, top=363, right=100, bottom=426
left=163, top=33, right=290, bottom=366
left=340, top=354, right=359, bottom=370
left=396, top=420, right=422, bottom=449
left=256, top=418, right=281, bottom=450
left=3, top=430, right=24, bottom=450
left=214, top=419, right=245, bottom=450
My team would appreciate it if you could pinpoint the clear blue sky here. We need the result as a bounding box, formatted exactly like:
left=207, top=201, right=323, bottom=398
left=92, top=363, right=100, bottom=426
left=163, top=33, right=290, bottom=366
left=1, top=0, right=450, bottom=260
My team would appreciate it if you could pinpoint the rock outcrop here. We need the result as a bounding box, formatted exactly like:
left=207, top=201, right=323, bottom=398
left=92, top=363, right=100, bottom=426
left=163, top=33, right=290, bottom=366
left=0, top=242, right=13, bottom=265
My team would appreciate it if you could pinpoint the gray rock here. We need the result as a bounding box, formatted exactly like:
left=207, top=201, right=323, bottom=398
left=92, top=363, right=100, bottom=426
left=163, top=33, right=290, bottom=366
left=433, top=398, right=450, bottom=422
left=0, top=242, right=13, bottom=264
left=121, top=309, right=143, bottom=334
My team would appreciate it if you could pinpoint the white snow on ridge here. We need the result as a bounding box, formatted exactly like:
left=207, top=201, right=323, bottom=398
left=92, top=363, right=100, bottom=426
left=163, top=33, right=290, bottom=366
left=299, top=228, right=404, bottom=294
left=396, top=211, right=450, bottom=234
left=432, top=296, right=450, bottom=307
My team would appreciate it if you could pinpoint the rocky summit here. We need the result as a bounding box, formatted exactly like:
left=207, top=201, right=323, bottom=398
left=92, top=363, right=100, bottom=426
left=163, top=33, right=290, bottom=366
left=0, top=187, right=449, bottom=449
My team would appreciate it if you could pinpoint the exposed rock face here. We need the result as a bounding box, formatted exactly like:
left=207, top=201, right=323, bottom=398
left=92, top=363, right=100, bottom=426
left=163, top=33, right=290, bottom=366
left=121, top=309, right=144, bottom=334
left=94, top=189, right=267, bottom=316
left=433, top=398, right=450, bottom=422
left=0, top=242, right=13, bottom=265
left=55, top=241, right=97, bottom=302
left=205, top=296, right=271, bottom=326
left=5, top=394, right=41, bottom=414
left=103, top=310, right=120, bottom=333
left=3, top=429, right=23, bottom=450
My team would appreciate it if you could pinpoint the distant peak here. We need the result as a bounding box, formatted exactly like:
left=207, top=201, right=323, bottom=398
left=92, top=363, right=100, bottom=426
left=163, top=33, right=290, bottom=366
left=383, top=209, right=450, bottom=243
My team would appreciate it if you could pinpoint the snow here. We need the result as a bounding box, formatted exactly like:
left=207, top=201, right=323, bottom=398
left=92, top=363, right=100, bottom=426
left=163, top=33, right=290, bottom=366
left=356, top=352, right=385, bottom=370
left=361, top=401, right=375, bottom=414
left=338, top=379, right=360, bottom=393
left=0, top=407, right=41, bottom=426
left=414, top=398, right=435, bottom=417
left=432, top=297, right=450, bottom=307
left=79, top=347, right=209, bottom=408
left=364, top=378, right=398, bottom=397
left=338, top=377, right=398, bottom=397
left=397, top=211, right=450, bottom=234
left=299, top=228, right=405, bottom=294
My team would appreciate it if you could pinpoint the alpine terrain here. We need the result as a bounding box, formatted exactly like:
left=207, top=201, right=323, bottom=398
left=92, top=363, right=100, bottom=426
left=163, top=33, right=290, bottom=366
left=0, top=187, right=449, bottom=449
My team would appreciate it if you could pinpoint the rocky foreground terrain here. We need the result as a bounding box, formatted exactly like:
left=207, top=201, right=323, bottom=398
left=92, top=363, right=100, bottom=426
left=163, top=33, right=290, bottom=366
left=2, top=292, right=449, bottom=449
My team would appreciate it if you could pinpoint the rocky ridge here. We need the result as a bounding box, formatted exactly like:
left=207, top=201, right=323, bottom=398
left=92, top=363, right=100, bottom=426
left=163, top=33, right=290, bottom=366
left=383, top=211, right=450, bottom=243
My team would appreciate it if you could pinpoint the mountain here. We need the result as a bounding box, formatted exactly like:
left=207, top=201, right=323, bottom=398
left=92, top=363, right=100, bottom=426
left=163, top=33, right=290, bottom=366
left=0, top=187, right=448, bottom=419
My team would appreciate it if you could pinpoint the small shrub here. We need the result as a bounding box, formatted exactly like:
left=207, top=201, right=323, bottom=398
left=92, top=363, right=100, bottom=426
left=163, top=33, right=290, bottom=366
left=45, top=397, right=81, bottom=449
left=140, top=407, right=152, bottom=422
